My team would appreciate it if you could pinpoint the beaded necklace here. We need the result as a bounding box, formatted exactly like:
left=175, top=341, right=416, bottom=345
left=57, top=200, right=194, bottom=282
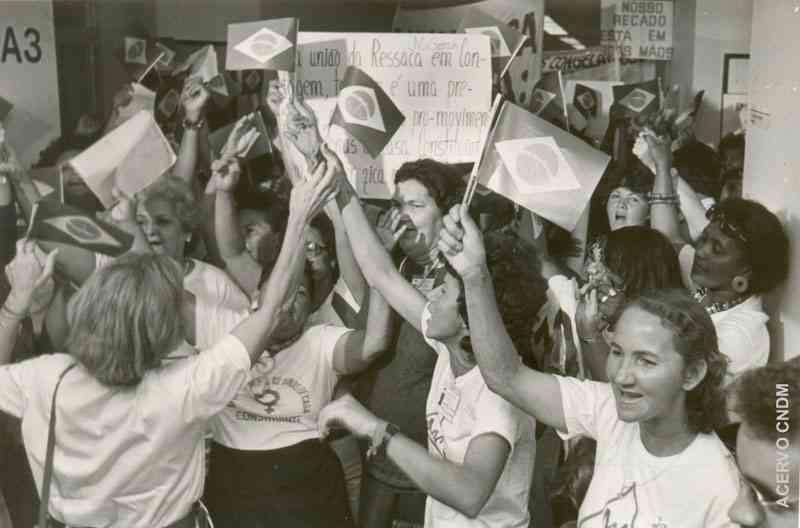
left=693, top=287, right=748, bottom=315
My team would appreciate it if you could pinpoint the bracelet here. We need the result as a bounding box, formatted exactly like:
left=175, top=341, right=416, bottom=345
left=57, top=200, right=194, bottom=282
left=578, top=333, right=598, bottom=343
left=182, top=118, right=205, bottom=131
left=367, top=422, right=400, bottom=461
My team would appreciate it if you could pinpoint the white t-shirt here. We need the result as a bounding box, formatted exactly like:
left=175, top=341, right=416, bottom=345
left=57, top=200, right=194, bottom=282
left=211, top=324, right=352, bottom=451
left=556, top=376, right=740, bottom=528
left=0, top=336, right=250, bottom=528
left=678, top=245, right=770, bottom=384
left=421, top=307, right=536, bottom=528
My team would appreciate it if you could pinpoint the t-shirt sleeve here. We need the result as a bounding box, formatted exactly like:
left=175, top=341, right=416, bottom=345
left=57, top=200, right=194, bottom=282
left=470, top=382, right=530, bottom=449
left=0, top=356, right=40, bottom=418
left=315, top=324, right=354, bottom=374
left=716, top=315, right=769, bottom=385
left=183, top=334, right=252, bottom=418
left=555, top=375, right=616, bottom=441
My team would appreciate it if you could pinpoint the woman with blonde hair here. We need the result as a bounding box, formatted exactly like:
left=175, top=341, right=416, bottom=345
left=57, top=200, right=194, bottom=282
left=0, top=166, right=336, bottom=528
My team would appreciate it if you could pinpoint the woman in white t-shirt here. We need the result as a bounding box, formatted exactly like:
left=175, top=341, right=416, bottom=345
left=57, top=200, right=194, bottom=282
left=318, top=151, right=542, bottom=527
left=438, top=205, right=740, bottom=527
left=645, top=132, right=790, bottom=384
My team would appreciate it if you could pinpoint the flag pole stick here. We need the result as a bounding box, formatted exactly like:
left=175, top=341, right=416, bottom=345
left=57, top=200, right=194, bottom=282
left=137, top=51, right=165, bottom=84
left=557, top=70, right=570, bottom=132
left=463, top=93, right=503, bottom=208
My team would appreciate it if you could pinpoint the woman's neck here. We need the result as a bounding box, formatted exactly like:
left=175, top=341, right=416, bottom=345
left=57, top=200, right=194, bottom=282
left=703, top=287, right=744, bottom=306
left=445, top=339, right=475, bottom=378
left=639, top=416, right=697, bottom=457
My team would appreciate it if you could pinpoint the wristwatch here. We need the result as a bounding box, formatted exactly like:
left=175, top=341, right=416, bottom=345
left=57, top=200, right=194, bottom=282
left=369, top=422, right=400, bottom=461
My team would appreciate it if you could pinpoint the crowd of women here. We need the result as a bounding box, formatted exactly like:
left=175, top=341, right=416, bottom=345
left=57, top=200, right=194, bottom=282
left=0, top=57, right=798, bottom=528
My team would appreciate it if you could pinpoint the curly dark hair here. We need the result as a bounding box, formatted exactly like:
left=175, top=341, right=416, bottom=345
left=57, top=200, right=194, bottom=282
left=394, top=159, right=461, bottom=213
left=709, top=198, right=789, bottom=294
left=444, top=229, right=548, bottom=362
left=624, top=289, right=729, bottom=434
left=732, top=357, right=800, bottom=443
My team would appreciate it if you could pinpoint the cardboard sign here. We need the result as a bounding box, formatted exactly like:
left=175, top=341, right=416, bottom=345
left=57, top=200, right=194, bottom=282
left=295, top=31, right=492, bottom=198
left=601, top=0, right=674, bottom=61
left=0, top=1, right=60, bottom=165
left=392, top=0, right=544, bottom=113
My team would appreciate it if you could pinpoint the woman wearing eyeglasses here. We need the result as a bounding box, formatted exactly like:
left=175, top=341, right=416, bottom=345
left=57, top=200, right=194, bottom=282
left=645, top=132, right=789, bottom=385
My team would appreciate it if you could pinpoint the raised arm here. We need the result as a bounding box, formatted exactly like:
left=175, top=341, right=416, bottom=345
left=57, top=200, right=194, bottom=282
left=212, top=159, right=263, bottom=294
left=172, top=78, right=210, bottom=195
left=324, top=200, right=367, bottom=307
left=319, top=394, right=510, bottom=518
left=645, top=131, right=687, bottom=246
left=332, top=287, right=392, bottom=375
left=1, top=239, right=57, bottom=365
left=675, top=175, right=710, bottom=241
left=438, top=205, right=567, bottom=432
left=321, top=144, right=427, bottom=332
left=231, top=156, right=337, bottom=362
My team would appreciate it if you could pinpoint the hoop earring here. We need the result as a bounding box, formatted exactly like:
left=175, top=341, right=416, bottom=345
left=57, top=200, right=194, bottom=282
left=731, top=275, right=749, bottom=294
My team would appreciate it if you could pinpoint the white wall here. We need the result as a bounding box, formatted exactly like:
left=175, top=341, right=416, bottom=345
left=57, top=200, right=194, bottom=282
left=744, top=0, right=800, bottom=361
left=691, top=0, right=753, bottom=147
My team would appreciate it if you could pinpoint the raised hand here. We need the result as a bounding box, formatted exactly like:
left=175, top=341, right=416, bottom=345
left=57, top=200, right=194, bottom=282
left=278, top=80, right=323, bottom=174
left=641, top=126, right=672, bottom=172
left=318, top=394, right=384, bottom=440
left=438, top=204, right=487, bottom=279
left=319, top=142, right=356, bottom=208
left=4, top=238, right=58, bottom=313
left=576, top=272, right=625, bottom=340
left=211, top=157, right=241, bottom=193
left=180, top=77, right=210, bottom=124
left=289, top=151, right=338, bottom=224
left=221, top=115, right=260, bottom=161
left=375, top=207, right=409, bottom=251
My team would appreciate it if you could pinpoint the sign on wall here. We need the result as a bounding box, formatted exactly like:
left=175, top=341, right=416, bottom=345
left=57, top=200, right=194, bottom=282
left=0, top=0, right=60, bottom=165
left=296, top=32, right=492, bottom=198
left=392, top=0, right=544, bottom=109
left=601, top=0, right=674, bottom=61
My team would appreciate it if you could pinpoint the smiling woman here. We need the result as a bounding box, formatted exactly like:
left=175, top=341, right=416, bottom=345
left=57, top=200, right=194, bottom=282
left=437, top=205, right=741, bottom=527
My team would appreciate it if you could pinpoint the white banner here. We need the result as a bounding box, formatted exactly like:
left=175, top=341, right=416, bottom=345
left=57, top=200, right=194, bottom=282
left=393, top=0, right=544, bottom=110
left=0, top=0, right=60, bottom=165
left=601, top=0, right=674, bottom=61
left=296, top=32, right=492, bottom=198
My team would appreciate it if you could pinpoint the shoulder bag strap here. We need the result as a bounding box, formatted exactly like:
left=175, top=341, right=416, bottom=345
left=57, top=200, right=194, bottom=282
left=38, top=363, right=77, bottom=528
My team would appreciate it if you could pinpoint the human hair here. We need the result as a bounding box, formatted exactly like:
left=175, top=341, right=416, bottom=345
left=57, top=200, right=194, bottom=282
left=711, top=198, right=789, bottom=294
left=237, top=190, right=290, bottom=238
left=310, top=212, right=338, bottom=267
left=138, top=174, right=201, bottom=233
left=624, top=289, right=729, bottom=433
left=615, top=159, right=654, bottom=197
left=445, top=229, right=548, bottom=362
left=66, top=254, right=185, bottom=387
left=718, top=132, right=745, bottom=157
left=394, top=158, right=461, bottom=212
left=732, top=357, right=800, bottom=443
left=603, top=226, right=683, bottom=295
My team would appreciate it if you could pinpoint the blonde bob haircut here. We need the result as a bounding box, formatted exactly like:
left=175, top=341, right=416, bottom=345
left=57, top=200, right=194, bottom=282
left=66, top=254, right=185, bottom=386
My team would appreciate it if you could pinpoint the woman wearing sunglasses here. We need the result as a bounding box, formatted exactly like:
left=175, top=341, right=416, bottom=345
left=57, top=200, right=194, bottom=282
left=644, top=132, right=789, bottom=385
